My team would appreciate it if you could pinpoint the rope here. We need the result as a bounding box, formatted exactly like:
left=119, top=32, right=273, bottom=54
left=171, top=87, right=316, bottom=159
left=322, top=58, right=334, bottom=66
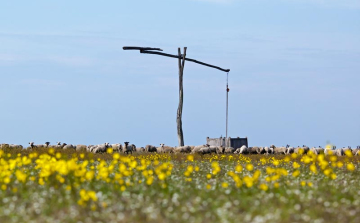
left=226, top=72, right=229, bottom=147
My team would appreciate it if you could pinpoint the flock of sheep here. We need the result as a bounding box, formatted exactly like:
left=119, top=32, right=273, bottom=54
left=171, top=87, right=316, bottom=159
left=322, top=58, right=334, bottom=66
left=1, top=142, right=360, bottom=156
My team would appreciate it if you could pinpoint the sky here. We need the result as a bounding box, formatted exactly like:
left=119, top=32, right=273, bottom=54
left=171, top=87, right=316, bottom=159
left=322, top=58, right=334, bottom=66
left=0, top=0, right=359, bottom=148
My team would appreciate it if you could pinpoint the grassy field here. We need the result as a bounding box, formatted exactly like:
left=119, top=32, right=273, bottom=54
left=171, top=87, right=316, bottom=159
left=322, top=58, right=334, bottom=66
left=0, top=147, right=359, bottom=223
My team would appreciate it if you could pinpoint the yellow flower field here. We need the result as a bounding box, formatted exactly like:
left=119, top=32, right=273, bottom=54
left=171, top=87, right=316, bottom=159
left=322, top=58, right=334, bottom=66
left=0, top=147, right=359, bottom=222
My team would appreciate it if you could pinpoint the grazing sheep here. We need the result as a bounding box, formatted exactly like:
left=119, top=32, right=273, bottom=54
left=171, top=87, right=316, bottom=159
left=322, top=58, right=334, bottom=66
left=237, top=145, right=248, bottom=154
left=316, top=146, right=324, bottom=154
left=110, top=143, right=123, bottom=153
left=286, top=146, right=295, bottom=154
left=8, top=144, right=23, bottom=149
left=271, top=145, right=287, bottom=155
left=123, top=142, right=135, bottom=154
left=157, top=144, right=174, bottom=153
left=352, top=146, right=360, bottom=155
left=336, top=149, right=344, bottom=156
left=191, top=144, right=210, bottom=154
left=198, top=146, right=212, bottom=154
left=0, top=144, right=9, bottom=149
left=224, top=147, right=236, bottom=154
left=216, top=146, right=225, bottom=154
left=135, top=147, right=145, bottom=152
left=342, top=146, right=352, bottom=155
left=174, top=146, right=192, bottom=153
left=88, top=145, right=97, bottom=153
left=194, top=146, right=218, bottom=155
left=248, top=147, right=259, bottom=154
left=28, top=142, right=36, bottom=148
left=294, top=145, right=309, bottom=154
left=325, top=147, right=344, bottom=156
left=93, top=143, right=110, bottom=153
left=263, top=146, right=273, bottom=154
left=309, top=147, right=318, bottom=155
left=76, top=144, right=87, bottom=152
left=145, top=145, right=157, bottom=153
left=50, top=142, right=62, bottom=149
left=63, top=144, right=76, bottom=150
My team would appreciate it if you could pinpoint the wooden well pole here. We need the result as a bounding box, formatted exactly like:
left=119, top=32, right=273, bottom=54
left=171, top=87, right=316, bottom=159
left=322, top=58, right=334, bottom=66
left=177, top=47, right=187, bottom=146
left=123, top=46, right=229, bottom=147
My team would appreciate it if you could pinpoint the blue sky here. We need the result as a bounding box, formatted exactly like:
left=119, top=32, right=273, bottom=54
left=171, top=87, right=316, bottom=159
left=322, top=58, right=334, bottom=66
left=0, top=0, right=359, bottom=148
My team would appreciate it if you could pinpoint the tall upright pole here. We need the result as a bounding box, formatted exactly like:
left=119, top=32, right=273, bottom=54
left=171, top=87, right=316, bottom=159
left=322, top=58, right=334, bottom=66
left=123, top=46, right=229, bottom=147
left=226, top=72, right=229, bottom=147
left=177, top=47, right=186, bottom=146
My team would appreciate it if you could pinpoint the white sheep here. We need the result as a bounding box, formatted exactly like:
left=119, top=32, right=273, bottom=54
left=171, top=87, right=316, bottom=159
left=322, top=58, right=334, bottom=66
left=286, top=146, right=295, bottom=154
left=224, top=147, right=236, bottom=154
left=191, top=144, right=210, bottom=154
left=238, top=145, right=248, bottom=154
left=93, top=143, right=110, bottom=153
left=174, top=146, right=192, bottom=153
left=145, top=145, right=157, bottom=153
left=263, top=146, right=273, bottom=154
left=157, top=144, right=174, bottom=153
left=110, top=143, right=123, bottom=153
left=309, top=147, right=318, bottom=155
left=76, top=144, right=87, bottom=152
left=8, top=144, right=24, bottom=149
left=29, top=142, right=48, bottom=148
left=271, top=145, right=287, bottom=155
left=63, top=143, right=76, bottom=150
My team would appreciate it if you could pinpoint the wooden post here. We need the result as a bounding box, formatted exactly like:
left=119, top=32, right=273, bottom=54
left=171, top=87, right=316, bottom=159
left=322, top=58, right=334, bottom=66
left=177, top=47, right=186, bottom=147
left=123, top=46, right=229, bottom=147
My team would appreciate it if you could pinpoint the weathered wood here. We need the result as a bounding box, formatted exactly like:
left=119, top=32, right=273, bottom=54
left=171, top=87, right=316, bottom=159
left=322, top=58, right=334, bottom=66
left=123, top=45, right=231, bottom=146
left=176, top=47, right=187, bottom=147
left=177, top=48, right=185, bottom=147
left=123, top=46, right=163, bottom=51
left=139, top=50, right=230, bottom=72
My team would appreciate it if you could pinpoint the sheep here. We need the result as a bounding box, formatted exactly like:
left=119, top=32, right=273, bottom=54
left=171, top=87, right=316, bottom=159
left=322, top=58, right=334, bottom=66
left=8, top=144, right=23, bottom=149
left=316, top=146, right=324, bottom=154
left=352, top=146, right=360, bottom=155
left=76, top=144, right=87, bottom=152
left=309, top=147, right=318, bottom=155
left=224, top=147, right=236, bottom=154
left=157, top=144, right=174, bottom=153
left=216, top=146, right=225, bottom=154
left=271, top=145, right=287, bottom=155
left=293, top=145, right=309, bottom=154
left=237, top=145, right=248, bottom=154
left=325, top=147, right=344, bottom=156
left=93, top=143, right=110, bottom=153
left=29, top=142, right=49, bottom=148
left=263, top=146, right=273, bottom=155
left=286, top=146, right=295, bottom=154
left=336, top=149, right=344, bottom=156
left=145, top=145, right=157, bottom=153
left=110, top=143, right=123, bottom=153
left=135, top=147, right=145, bottom=152
left=0, top=144, right=9, bottom=149
left=88, top=145, right=97, bottom=153
left=63, top=144, right=76, bottom=150
left=123, top=142, right=135, bottom=154
left=259, top=147, right=266, bottom=154
left=198, top=146, right=212, bottom=154
left=49, top=142, right=62, bottom=149
left=174, top=146, right=192, bottom=153
left=248, top=147, right=260, bottom=154
left=191, top=144, right=210, bottom=154
left=342, top=146, right=352, bottom=155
